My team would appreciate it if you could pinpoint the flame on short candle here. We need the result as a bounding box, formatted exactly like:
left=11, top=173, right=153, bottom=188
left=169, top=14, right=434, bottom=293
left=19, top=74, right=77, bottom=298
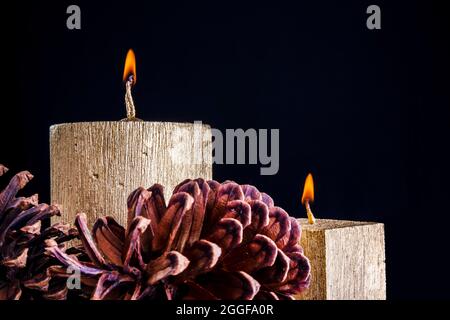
left=122, top=49, right=141, bottom=121
left=301, top=173, right=316, bottom=224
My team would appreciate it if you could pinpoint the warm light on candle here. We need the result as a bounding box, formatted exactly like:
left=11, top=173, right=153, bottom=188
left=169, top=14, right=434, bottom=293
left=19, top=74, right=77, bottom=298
left=302, top=173, right=316, bottom=224
left=123, top=49, right=137, bottom=84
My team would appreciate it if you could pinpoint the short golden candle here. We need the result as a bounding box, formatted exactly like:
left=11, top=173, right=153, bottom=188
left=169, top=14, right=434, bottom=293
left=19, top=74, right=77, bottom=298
left=296, top=173, right=386, bottom=300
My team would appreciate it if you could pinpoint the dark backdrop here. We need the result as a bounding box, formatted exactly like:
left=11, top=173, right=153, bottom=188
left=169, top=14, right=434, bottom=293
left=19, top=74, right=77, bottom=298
left=1, top=0, right=449, bottom=299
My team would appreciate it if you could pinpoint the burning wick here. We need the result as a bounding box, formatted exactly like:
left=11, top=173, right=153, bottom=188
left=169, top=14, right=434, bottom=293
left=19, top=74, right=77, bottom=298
left=301, top=173, right=316, bottom=224
left=122, top=49, right=142, bottom=121
left=124, top=74, right=137, bottom=120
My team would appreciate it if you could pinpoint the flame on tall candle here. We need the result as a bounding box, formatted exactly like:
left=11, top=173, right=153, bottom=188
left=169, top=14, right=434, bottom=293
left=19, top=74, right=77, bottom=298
left=123, top=49, right=136, bottom=85
left=122, top=49, right=140, bottom=121
left=302, top=173, right=316, bottom=224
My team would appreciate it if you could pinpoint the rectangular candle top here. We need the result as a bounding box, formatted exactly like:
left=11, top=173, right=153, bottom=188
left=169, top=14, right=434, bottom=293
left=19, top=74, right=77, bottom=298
left=298, top=218, right=381, bottom=231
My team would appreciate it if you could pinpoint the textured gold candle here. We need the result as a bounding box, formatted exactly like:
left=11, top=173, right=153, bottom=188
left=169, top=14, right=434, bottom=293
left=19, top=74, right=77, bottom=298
left=50, top=121, right=212, bottom=228
left=297, top=219, right=386, bottom=300
left=296, top=174, right=386, bottom=300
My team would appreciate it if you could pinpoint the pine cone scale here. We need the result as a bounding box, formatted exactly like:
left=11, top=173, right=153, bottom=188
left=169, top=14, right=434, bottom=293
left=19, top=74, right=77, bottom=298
left=122, top=216, right=150, bottom=272
left=152, top=192, right=193, bottom=253
left=177, top=239, right=221, bottom=280
left=75, top=213, right=108, bottom=268
left=222, top=234, right=278, bottom=274
left=0, top=171, right=34, bottom=214
left=93, top=217, right=125, bottom=266
left=146, top=251, right=189, bottom=286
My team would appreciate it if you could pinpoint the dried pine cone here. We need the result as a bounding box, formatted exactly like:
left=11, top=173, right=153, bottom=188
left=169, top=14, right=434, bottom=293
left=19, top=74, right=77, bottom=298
left=48, top=179, right=310, bottom=300
left=0, top=164, right=78, bottom=300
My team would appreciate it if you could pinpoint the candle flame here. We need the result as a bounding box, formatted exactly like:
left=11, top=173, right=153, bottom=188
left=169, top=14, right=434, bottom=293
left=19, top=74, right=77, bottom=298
left=123, top=49, right=136, bottom=85
left=301, top=173, right=314, bottom=204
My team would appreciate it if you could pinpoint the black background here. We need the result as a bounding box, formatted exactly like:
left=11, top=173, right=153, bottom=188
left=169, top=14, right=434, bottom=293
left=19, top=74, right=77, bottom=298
left=1, top=0, right=449, bottom=299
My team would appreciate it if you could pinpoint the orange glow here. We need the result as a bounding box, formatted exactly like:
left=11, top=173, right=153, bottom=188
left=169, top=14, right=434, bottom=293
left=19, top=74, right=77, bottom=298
left=301, top=173, right=314, bottom=204
left=122, top=49, right=136, bottom=85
